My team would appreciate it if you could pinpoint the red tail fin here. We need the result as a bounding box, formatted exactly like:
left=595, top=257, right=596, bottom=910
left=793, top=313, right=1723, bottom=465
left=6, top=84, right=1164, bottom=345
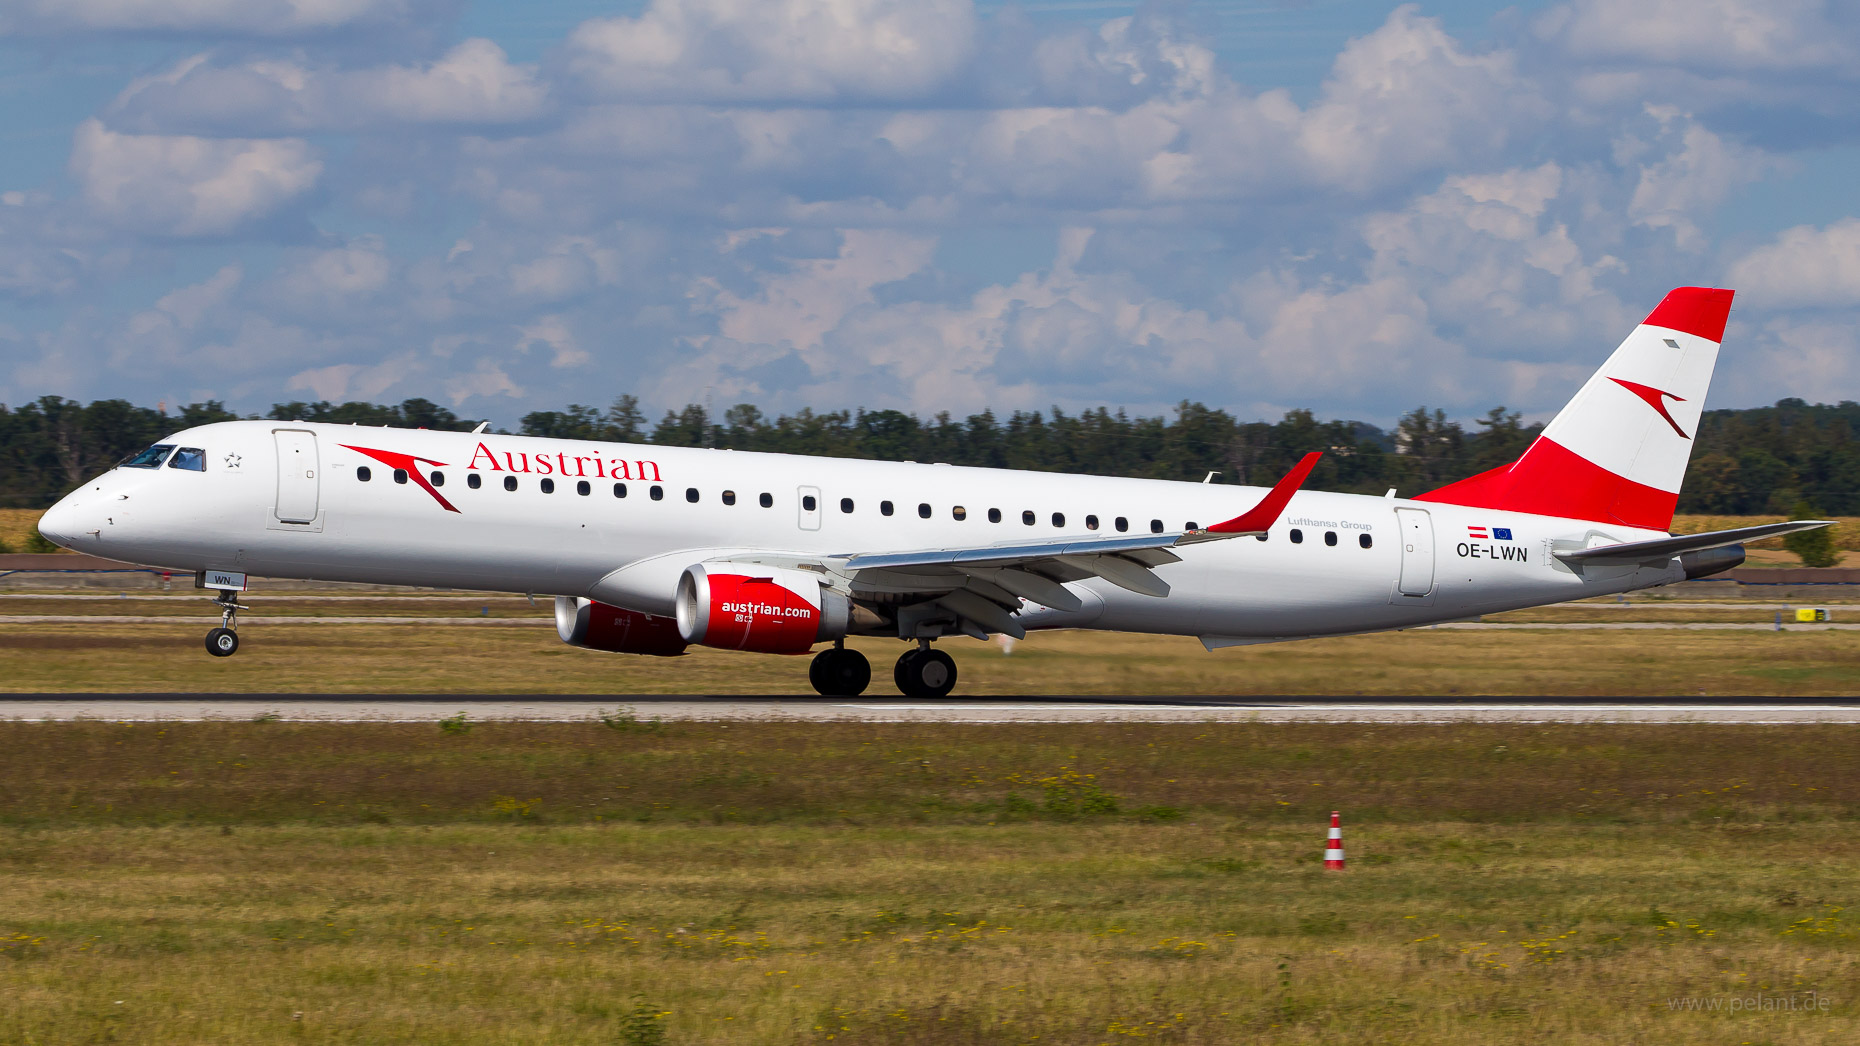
left=1414, top=287, right=1732, bottom=531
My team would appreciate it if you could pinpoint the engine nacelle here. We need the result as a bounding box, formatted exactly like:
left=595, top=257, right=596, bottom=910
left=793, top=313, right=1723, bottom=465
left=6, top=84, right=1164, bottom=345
left=554, top=596, right=688, bottom=656
left=675, top=563, right=850, bottom=654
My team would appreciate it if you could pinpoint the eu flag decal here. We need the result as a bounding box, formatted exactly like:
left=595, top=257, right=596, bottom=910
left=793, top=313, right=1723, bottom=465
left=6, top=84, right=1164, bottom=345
left=1493, top=527, right=1513, bottom=541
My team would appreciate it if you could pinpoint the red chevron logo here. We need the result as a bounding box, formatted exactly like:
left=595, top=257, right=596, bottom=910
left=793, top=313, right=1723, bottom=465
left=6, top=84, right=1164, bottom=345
left=341, top=444, right=460, bottom=512
left=1610, top=378, right=1689, bottom=440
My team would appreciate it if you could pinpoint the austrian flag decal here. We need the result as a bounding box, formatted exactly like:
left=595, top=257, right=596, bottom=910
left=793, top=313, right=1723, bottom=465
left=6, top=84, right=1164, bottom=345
left=1467, top=526, right=1513, bottom=541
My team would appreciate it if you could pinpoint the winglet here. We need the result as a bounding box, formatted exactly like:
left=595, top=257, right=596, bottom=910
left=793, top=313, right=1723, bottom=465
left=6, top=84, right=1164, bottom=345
left=1194, top=451, right=1322, bottom=538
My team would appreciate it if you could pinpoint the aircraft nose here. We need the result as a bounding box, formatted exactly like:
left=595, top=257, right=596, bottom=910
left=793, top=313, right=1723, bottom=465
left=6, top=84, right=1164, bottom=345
left=37, top=493, right=84, bottom=549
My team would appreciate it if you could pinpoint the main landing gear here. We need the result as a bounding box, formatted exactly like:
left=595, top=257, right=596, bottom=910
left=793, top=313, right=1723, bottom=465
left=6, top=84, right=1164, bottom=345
left=809, top=642, right=872, bottom=696
left=204, top=589, right=246, bottom=657
left=893, top=641, right=957, bottom=699
left=808, top=641, right=959, bottom=698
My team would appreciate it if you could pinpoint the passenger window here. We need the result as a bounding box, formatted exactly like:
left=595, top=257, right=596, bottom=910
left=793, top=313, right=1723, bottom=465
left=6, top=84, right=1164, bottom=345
left=121, top=444, right=175, bottom=469
left=614, top=482, right=627, bottom=498
left=987, top=508, right=1001, bottom=523
left=1185, top=521, right=1198, bottom=531
left=881, top=501, right=894, bottom=516
left=802, top=494, right=816, bottom=511
left=431, top=471, right=445, bottom=487
left=723, top=491, right=736, bottom=506
left=686, top=487, right=699, bottom=503
left=1325, top=530, right=1338, bottom=546
left=467, top=473, right=481, bottom=489
left=1149, top=519, right=1163, bottom=534
left=759, top=492, right=772, bottom=508
left=504, top=476, right=518, bottom=492
left=1359, top=533, right=1373, bottom=549
left=577, top=480, right=590, bottom=496
left=1022, top=510, right=1035, bottom=526
left=841, top=498, right=855, bottom=513
left=917, top=503, right=931, bottom=519
left=1290, top=528, right=1304, bottom=544
left=1255, top=533, right=1267, bottom=542
left=1052, top=512, right=1065, bottom=528
left=1086, top=515, right=1099, bottom=530
left=357, top=467, right=372, bottom=482
left=168, top=447, right=206, bottom=471
left=1115, top=516, right=1128, bottom=532
left=541, top=478, right=555, bottom=494
left=952, top=506, right=966, bottom=520
left=651, top=485, right=665, bottom=501
left=394, top=469, right=408, bottom=485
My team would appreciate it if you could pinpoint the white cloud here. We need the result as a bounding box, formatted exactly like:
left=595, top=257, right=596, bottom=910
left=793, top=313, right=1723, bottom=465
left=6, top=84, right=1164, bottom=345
left=0, top=0, right=431, bottom=37
left=69, top=119, right=321, bottom=236
left=564, top=0, right=976, bottom=103
left=1727, top=219, right=1860, bottom=309
left=1621, top=106, right=1777, bottom=250
left=109, top=40, right=548, bottom=134
left=1536, top=0, right=1854, bottom=73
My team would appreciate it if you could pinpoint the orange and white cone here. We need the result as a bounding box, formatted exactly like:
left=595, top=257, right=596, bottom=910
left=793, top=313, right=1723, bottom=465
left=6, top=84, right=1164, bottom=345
left=1324, top=810, right=1345, bottom=870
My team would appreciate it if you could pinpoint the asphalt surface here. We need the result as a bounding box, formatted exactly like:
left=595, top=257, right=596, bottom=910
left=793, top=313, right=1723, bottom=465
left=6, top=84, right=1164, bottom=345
left=4, top=695, right=1859, bottom=723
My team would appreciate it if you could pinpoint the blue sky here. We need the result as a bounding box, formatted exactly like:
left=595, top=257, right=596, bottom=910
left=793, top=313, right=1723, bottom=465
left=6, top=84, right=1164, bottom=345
left=2, top=0, right=1858, bottom=429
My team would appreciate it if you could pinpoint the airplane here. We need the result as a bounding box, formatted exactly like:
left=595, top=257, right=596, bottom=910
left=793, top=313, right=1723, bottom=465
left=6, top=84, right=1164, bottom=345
left=37, top=286, right=1828, bottom=697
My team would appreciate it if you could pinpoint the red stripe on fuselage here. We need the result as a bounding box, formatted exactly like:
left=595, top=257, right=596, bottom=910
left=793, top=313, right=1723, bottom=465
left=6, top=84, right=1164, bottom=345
left=1413, top=437, right=1677, bottom=531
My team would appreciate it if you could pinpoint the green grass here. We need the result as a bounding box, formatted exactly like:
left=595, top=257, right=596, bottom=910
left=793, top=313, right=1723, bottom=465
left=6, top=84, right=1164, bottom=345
left=2, top=720, right=1858, bottom=1043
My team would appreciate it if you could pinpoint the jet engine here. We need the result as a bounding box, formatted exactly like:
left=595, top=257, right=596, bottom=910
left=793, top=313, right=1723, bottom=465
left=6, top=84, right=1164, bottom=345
left=675, top=562, right=850, bottom=654
left=554, top=596, right=688, bottom=656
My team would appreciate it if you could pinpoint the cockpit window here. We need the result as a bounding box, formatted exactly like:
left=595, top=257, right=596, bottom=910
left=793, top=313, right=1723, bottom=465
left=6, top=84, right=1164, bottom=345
left=168, top=447, right=206, bottom=472
left=121, top=444, right=175, bottom=469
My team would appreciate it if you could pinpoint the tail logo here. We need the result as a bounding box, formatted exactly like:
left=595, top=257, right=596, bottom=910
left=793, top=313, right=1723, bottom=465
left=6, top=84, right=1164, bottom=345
left=1610, top=378, right=1690, bottom=440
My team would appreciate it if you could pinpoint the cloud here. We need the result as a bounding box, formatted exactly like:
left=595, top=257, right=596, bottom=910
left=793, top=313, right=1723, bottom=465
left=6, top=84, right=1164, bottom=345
left=108, top=39, right=548, bottom=134
left=69, top=118, right=322, bottom=236
left=564, top=0, right=976, bottom=103
left=0, top=0, right=443, bottom=37
left=1620, top=106, right=1777, bottom=250
left=1536, top=0, right=1855, bottom=73
left=1727, top=219, right=1860, bottom=309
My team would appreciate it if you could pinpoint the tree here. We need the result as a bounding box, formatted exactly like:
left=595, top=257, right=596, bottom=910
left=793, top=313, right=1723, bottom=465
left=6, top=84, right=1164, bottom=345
left=1784, top=502, right=1840, bottom=568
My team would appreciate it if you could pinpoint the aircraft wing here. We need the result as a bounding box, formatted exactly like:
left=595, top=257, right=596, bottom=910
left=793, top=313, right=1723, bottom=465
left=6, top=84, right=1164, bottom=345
left=820, top=454, right=1322, bottom=638
left=1554, top=520, right=1832, bottom=565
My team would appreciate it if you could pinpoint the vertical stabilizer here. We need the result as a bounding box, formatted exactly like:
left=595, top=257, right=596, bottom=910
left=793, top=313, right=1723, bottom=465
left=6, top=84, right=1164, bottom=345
left=1414, top=287, right=1732, bottom=531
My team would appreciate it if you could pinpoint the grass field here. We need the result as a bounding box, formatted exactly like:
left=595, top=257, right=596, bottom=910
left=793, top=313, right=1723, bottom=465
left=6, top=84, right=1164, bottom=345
left=6, top=622, right=1860, bottom=695
left=1, top=720, right=1855, bottom=1044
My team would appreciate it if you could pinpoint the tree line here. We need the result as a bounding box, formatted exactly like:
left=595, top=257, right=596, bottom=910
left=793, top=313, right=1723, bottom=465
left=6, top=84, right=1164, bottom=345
left=4, top=393, right=1858, bottom=516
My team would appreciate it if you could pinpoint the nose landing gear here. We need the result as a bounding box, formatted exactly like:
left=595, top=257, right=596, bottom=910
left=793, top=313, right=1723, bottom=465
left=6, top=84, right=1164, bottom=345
left=893, top=642, right=957, bottom=699
left=808, top=642, right=872, bottom=696
left=205, top=589, right=247, bottom=657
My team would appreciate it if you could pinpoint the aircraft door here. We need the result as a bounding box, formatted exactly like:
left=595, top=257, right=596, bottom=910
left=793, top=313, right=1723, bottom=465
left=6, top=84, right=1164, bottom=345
left=797, top=485, right=821, bottom=531
left=273, top=429, right=320, bottom=523
left=1394, top=507, right=1434, bottom=597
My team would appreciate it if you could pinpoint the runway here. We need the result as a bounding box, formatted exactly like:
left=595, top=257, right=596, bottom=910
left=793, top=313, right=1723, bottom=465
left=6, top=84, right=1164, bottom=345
left=5, top=695, right=1860, bottom=723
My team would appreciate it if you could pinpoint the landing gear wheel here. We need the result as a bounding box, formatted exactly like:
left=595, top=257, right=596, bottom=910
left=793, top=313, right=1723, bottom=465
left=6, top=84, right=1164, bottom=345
left=894, top=648, right=957, bottom=698
left=809, top=647, right=871, bottom=696
left=205, top=627, right=239, bottom=657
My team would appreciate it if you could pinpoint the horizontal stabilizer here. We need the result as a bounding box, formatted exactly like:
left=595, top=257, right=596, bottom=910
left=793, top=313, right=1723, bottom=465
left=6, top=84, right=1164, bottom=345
left=1555, top=520, right=1831, bottom=564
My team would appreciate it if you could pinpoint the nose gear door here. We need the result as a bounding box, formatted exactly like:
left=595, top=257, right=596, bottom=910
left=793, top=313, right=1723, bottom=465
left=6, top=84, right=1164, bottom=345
left=1393, top=507, right=1435, bottom=599
left=273, top=429, right=320, bottom=523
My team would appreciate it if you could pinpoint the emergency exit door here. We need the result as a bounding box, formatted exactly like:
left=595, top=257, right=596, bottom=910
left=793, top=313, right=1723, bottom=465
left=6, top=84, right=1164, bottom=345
left=273, top=430, right=320, bottom=523
left=1394, top=507, right=1434, bottom=597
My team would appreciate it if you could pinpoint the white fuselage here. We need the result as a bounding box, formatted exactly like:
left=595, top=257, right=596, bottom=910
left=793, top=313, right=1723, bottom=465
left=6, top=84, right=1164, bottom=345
left=40, top=421, right=1686, bottom=643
